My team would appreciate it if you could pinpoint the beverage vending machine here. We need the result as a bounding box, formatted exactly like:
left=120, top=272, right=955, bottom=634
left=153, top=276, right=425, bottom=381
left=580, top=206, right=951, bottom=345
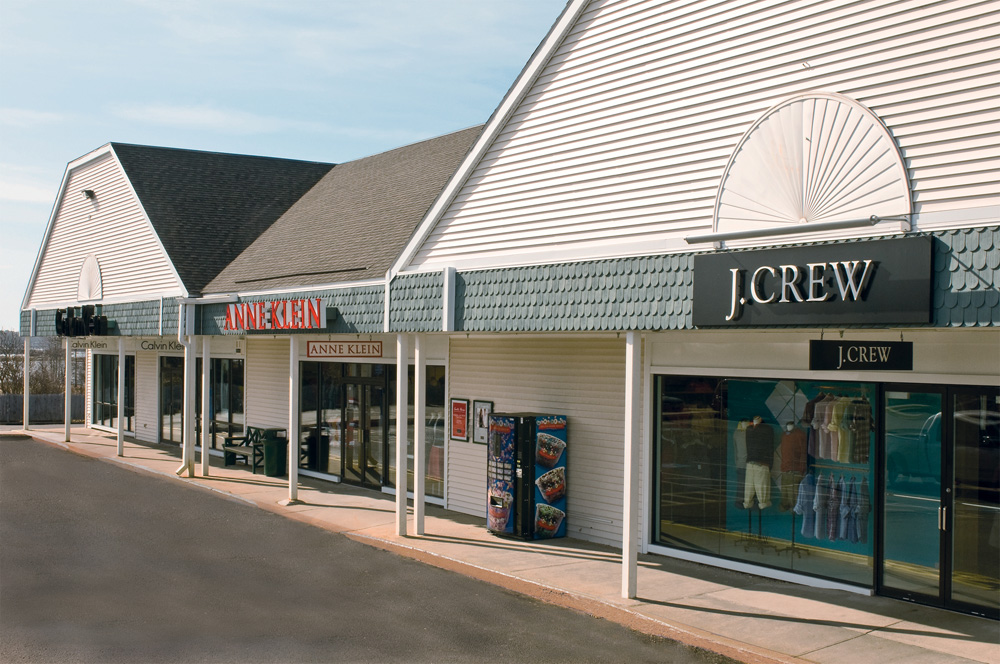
left=486, top=413, right=567, bottom=539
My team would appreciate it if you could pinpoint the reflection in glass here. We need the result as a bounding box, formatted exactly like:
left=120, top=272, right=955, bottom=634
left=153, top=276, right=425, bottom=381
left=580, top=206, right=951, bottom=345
left=92, top=354, right=133, bottom=431
left=159, top=356, right=184, bottom=444
left=881, top=390, right=942, bottom=599
left=296, top=361, right=442, bottom=497
left=951, top=390, right=1000, bottom=613
left=654, top=376, right=876, bottom=587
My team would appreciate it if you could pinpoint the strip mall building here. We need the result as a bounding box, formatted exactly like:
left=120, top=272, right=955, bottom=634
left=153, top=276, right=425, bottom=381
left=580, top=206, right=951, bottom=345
left=20, top=0, right=998, bottom=619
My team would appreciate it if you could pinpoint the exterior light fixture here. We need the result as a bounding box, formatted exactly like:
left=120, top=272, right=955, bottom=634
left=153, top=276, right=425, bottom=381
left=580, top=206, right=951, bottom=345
left=82, top=189, right=96, bottom=200
left=684, top=215, right=899, bottom=246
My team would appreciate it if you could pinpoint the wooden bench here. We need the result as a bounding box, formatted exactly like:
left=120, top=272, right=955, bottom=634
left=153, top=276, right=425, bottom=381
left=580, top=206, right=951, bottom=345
left=222, top=426, right=268, bottom=473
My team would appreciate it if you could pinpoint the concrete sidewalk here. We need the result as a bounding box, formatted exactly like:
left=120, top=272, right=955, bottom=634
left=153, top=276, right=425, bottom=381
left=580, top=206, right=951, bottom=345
left=6, top=426, right=997, bottom=664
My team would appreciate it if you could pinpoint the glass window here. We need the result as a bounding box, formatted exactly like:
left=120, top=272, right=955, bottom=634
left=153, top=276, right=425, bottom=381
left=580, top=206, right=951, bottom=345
left=160, top=356, right=184, bottom=444
left=654, top=376, right=876, bottom=587
left=404, top=365, right=446, bottom=498
left=93, top=354, right=134, bottom=431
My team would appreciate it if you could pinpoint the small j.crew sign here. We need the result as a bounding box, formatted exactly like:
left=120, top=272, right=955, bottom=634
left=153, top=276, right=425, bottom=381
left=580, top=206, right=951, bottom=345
left=692, top=236, right=933, bottom=326
left=809, top=340, right=913, bottom=371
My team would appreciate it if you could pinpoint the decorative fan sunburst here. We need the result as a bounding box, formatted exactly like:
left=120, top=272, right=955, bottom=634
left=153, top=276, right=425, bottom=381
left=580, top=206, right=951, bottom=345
left=714, top=93, right=911, bottom=236
left=77, top=254, right=103, bottom=301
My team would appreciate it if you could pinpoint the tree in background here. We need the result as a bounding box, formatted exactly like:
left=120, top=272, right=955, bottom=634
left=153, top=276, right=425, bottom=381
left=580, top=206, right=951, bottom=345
left=0, top=332, right=80, bottom=395
left=0, top=330, right=22, bottom=394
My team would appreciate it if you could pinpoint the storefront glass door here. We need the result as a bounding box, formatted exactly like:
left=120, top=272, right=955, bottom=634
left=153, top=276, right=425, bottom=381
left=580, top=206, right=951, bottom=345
left=159, top=356, right=184, bottom=444
left=93, top=353, right=134, bottom=431
left=949, top=388, right=999, bottom=617
left=880, top=386, right=999, bottom=618
left=343, top=382, right=386, bottom=489
left=881, top=389, right=943, bottom=602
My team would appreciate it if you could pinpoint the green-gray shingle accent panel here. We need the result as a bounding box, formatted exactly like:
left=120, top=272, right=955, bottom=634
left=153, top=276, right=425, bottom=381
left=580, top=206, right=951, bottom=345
left=933, top=226, right=1000, bottom=327
left=389, top=272, right=443, bottom=332
left=456, top=254, right=693, bottom=332
left=443, top=227, right=998, bottom=333
left=198, top=286, right=385, bottom=336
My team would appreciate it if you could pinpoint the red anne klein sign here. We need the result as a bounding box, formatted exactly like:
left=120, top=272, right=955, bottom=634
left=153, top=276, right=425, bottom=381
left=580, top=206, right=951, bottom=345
left=223, top=298, right=326, bottom=332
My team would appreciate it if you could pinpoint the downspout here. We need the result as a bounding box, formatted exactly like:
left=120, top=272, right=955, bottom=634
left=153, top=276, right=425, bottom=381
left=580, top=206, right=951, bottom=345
left=176, top=301, right=195, bottom=477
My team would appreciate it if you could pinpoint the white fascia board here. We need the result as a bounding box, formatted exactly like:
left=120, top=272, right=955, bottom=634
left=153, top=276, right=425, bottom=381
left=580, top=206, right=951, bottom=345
left=108, top=144, right=189, bottom=299
left=387, top=0, right=590, bottom=279
left=224, top=277, right=387, bottom=299
left=19, top=143, right=115, bottom=312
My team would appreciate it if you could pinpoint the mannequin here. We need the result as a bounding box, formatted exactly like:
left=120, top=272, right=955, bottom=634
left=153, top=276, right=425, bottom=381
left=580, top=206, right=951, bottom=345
left=733, top=419, right=749, bottom=506
left=743, top=415, right=774, bottom=509
left=779, top=421, right=808, bottom=511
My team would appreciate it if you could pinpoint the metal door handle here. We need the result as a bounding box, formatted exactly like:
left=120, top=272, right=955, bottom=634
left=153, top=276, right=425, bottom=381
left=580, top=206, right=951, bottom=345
left=938, top=506, right=947, bottom=531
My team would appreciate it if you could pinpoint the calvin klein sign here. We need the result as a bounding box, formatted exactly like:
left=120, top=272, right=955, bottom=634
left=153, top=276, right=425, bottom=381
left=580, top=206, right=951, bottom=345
left=692, top=236, right=933, bottom=326
left=809, top=340, right=913, bottom=371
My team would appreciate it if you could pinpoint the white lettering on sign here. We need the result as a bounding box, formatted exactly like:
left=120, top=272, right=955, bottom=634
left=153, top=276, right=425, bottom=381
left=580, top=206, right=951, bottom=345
left=727, top=260, right=875, bottom=321
left=306, top=341, right=383, bottom=358
left=223, top=298, right=326, bottom=332
left=836, top=344, right=893, bottom=369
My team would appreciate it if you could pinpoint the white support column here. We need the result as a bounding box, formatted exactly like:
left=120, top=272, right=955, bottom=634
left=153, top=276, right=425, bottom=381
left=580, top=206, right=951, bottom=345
left=395, top=333, right=409, bottom=536
left=283, top=335, right=302, bottom=506
left=200, top=336, right=211, bottom=475
left=176, top=337, right=195, bottom=477
left=117, top=337, right=125, bottom=456
left=413, top=334, right=426, bottom=535
left=64, top=337, right=71, bottom=442
left=22, top=337, right=30, bottom=431
left=622, top=331, right=641, bottom=599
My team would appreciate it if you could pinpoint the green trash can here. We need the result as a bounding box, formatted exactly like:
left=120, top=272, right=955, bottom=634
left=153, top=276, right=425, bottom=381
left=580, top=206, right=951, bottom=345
left=262, top=429, right=288, bottom=477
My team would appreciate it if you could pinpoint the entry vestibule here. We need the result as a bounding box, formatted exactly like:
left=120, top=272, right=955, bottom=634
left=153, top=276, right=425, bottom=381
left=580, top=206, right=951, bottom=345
left=298, top=360, right=446, bottom=498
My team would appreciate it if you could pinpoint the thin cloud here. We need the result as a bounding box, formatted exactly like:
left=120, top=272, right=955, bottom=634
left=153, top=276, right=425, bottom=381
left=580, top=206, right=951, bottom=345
left=0, top=164, right=58, bottom=204
left=112, top=103, right=328, bottom=134
left=0, top=108, right=67, bottom=128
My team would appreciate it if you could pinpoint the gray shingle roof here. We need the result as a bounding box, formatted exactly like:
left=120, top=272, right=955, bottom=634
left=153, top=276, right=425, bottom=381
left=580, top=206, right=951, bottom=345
left=203, top=126, right=483, bottom=294
left=112, top=143, right=334, bottom=295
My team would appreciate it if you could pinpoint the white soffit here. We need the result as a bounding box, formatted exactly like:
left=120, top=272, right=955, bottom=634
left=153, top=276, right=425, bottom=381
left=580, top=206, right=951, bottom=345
left=713, top=93, right=911, bottom=236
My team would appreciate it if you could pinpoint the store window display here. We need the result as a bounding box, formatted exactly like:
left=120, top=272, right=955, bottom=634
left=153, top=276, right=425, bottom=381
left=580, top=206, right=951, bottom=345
left=654, top=376, right=876, bottom=587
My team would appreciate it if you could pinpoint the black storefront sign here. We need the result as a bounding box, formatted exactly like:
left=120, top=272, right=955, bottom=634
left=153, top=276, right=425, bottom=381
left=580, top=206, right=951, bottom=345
left=809, top=340, right=913, bottom=371
left=692, top=236, right=933, bottom=327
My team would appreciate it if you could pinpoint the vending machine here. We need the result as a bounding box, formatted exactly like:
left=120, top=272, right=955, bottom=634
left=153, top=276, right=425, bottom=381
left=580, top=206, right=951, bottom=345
left=486, top=413, right=567, bottom=540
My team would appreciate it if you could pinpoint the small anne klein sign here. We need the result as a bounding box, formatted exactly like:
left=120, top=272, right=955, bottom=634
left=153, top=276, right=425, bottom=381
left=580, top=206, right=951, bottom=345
left=223, top=298, right=326, bottom=332
left=306, top=341, right=383, bottom=358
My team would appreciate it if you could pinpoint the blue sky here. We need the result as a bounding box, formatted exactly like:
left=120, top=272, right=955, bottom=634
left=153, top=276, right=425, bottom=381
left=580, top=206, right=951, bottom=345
left=0, top=0, right=567, bottom=331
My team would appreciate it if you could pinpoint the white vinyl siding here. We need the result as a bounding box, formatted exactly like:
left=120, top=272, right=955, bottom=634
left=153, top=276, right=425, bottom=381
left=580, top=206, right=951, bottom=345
left=134, top=351, right=159, bottom=444
left=409, top=0, right=999, bottom=271
left=26, top=151, right=183, bottom=308
left=447, top=335, right=634, bottom=548
left=246, top=339, right=290, bottom=429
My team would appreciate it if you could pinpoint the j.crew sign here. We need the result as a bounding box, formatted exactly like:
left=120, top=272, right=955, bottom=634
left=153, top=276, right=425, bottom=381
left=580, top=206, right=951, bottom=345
left=809, top=340, right=913, bottom=371
left=692, top=236, right=933, bottom=327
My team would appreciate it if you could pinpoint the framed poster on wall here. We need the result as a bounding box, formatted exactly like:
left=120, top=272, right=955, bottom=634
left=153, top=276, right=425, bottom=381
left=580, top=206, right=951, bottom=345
left=472, top=400, right=493, bottom=444
left=451, top=398, right=469, bottom=442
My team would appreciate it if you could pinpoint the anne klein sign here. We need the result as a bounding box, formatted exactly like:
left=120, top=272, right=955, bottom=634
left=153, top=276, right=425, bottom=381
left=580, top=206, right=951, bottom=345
left=306, top=341, right=383, bottom=358
left=692, top=236, right=933, bottom=327
left=223, top=298, right=326, bottom=332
